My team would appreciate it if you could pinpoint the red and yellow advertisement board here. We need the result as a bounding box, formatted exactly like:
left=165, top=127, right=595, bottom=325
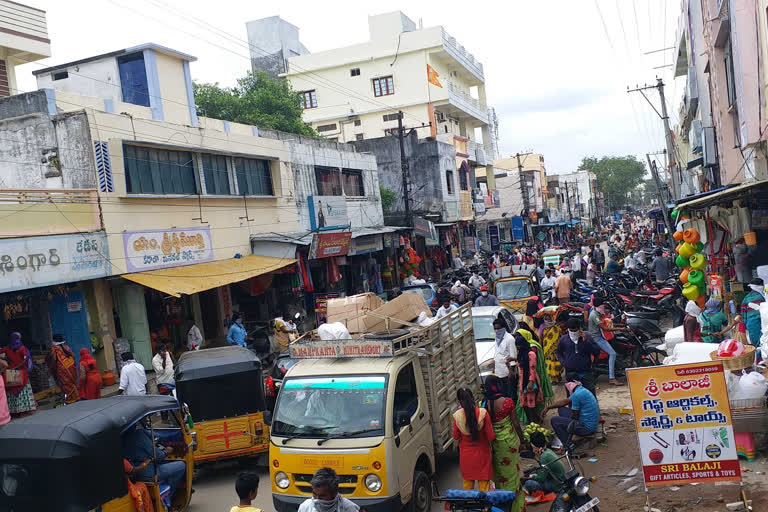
left=626, top=362, right=740, bottom=486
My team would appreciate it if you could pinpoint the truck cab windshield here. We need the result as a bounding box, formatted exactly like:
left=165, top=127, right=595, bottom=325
left=272, top=375, right=386, bottom=438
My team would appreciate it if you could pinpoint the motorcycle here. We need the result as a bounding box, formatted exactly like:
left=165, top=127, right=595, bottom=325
left=436, top=488, right=519, bottom=512
left=520, top=429, right=600, bottom=512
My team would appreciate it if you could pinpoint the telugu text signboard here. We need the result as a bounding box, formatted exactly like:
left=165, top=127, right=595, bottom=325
left=348, top=235, right=383, bottom=256
left=309, top=232, right=352, bottom=259
left=0, top=233, right=111, bottom=293
left=308, top=196, right=349, bottom=231
left=123, top=227, right=214, bottom=272
left=626, top=362, right=740, bottom=487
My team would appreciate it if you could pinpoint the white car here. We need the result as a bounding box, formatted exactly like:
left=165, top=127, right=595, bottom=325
left=471, top=306, right=518, bottom=377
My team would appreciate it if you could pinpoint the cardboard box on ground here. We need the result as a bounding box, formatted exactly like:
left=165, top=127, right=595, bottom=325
left=326, top=292, right=432, bottom=334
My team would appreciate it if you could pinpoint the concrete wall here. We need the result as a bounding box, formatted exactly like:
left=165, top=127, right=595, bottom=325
left=351, top=132, right=455, bottom=225
left=246, top=16, right=309, bottom=77
left=36, top=57, right=121, bottom=105
left=0, top=91, right=97, bottom=189
left=258, top=128, right=383, bottom=231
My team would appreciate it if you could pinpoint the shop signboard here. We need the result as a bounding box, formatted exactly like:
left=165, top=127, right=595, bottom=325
left=627, top=362, right=740, bottom=487
left=309, top=232, right=352, bottom=259
left=0, top=233, right=110, bottom=293
left=290, top=338, right=394, bottom=359
left=511, top=217, right=525, bottom=241
left=308, top=196, right=349, bottom=231
left=412, top=216, right=432, bottom=237
left=348, top=235, right=383, bottom=256
left=488, top=225, right=500, bottom=251
left=382, top=233, right=400, bottom=249
left=313, top=292, right=341, bottom=325
left=123, top=227, right=214, bottom=273
left=444, top=201, right=459, bottom=221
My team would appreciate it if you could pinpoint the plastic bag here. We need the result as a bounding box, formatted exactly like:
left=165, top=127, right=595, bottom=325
left=733, top=372, right=768, bottom=400
left=663, top=342, right=715, bottom=365
left=717, top=339, right=745, bottom=357
left=317, top=322, right=351, bottom=341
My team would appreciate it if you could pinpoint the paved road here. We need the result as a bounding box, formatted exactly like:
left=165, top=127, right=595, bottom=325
left=189, top=452, right=464, bottom=511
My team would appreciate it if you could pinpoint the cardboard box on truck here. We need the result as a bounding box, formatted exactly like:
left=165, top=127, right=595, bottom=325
left=363, top=292, right=432, bottom=332
left=326, top=293, right=384, bottom=333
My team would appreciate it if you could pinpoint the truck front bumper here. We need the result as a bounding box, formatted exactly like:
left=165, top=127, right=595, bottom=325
left=273, top=493, right=402, bottom=512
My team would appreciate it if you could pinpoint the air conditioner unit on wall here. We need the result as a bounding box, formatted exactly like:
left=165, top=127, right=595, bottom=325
left=702, top=127, right=717, bottom=167
left=689, top=120, right=703, bottom=153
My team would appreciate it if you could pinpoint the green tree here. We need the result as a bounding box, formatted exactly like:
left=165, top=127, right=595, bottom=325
left=193, top=71, right=316, bottom=136
left=578, top=155, right=647, bottom=211
left=380, top=186, right=396, bottom=213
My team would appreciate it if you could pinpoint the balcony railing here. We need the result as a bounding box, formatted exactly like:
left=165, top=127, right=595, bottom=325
left=0, top=189, right=101, bottom=238
left=445, top=81, right=489, bottom=124
left=442, top=29, right=484, bottom=82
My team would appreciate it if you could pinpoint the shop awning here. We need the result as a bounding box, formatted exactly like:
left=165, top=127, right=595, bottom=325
left=121, top=254, right=296, bottom=297
left=676, top=180, right=768, bottom=209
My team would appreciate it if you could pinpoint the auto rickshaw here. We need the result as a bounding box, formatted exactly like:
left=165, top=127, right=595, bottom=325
left=0, top=395, right=194, bottom=512
left=175, top=345, right=269, bottom=465
left=492, top=272, right=537, bottom=318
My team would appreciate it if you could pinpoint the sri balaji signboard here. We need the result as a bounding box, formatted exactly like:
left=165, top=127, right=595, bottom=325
left=309, top=232, right=352, bottom=259
left=0, top=233, right=110, bottom=292
left=123, top=227, right=214, bottom=272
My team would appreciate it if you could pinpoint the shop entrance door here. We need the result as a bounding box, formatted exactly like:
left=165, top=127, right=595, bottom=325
left=200, top=289, right=220, bottom=343
left=49, top=291, right=90, bottom=368
left=113, top=284, right=152, bottom=369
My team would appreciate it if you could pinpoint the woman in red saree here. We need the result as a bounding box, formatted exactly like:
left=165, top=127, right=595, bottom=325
left=78, top=348, right=102, bottom=400
left=46, top=334, right=80, bottom=403
left=452, top=387, right=495, bottom=491
left=0, top=332, right=37, bottom=416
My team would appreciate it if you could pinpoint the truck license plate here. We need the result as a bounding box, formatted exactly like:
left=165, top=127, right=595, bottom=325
left=574, top=497, right=599, bottom=512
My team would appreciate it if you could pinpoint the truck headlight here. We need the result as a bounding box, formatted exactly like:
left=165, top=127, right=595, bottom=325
left=275, top=471, right=290, bottom=489
left=573, top=476, right=590, bottom=496
left=364, top=473, right=382, bottom=492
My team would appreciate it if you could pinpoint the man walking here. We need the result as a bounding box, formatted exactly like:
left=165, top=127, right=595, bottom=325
left=554, top=268, right=573, bottom=304
left=556, top=318, right=601, bottom=396
left=492, top=319, right=517, bottom=399
left=119, top=352, right=147, bottom=396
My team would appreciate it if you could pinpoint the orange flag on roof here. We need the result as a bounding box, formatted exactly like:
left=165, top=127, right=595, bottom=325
left=427, top=64, right=442, bottom=88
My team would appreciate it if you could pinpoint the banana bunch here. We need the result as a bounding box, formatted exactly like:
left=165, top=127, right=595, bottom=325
left=522, top=422, right=553, bottom=442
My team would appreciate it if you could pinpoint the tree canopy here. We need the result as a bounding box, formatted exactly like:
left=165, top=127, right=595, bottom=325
left=193, top=71, right=316, bottom=136
left=578, top=155, right=647, bottom=211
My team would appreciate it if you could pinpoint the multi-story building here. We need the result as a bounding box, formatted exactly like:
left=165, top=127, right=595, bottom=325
left=0, top=0, right=50, bottom=98
left=673, top=0, right=767, bottom=190
left=559, top=170, right=598, bottom=225
left=247, top=11, right=497, bottom=220
left=494, top=154, right=548, bottom=224
left=1, top=38, right=385, bottom=378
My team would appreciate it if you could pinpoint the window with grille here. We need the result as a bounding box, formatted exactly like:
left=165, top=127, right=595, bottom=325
left=235, top=157, right=274, bottom=196
left=355, top=134, right=364, bottom=141
left=354, top=119, right=362, bottom=126
left=350, top=68, right=360, bottom=77
left=300, top=90, right=317, bottom=109
left=124, top=145, right=199, bottom=194
left=459, top=168, right=468, bottom=191
left=446, top=170, right=454, bottom=195
left=317, top=123, right=337, bottom=132
left=342, top=169, right=365, bottom=196
left=384, top=128, right=399, bottom=137
left=383, top=113, right=400, bottom=122
left=315, top=167, right=343, bottom=195
left=373, top=76, right=394, bottom=97
left=202, top=153, right=231, bottom=195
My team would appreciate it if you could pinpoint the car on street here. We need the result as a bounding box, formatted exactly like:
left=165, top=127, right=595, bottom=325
left=401, top=282, right=439, bottom=308
left=471, top=306, right=517, bottom=377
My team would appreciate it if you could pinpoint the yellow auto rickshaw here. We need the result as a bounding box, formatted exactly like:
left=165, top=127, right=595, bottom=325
left=0, top=395, right=195, bottom=512
left=175, top=346, right=269, bottom=465
left=493, top=274, right=536, bottom=317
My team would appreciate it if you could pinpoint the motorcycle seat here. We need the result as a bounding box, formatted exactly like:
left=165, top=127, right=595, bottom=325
left=485, top=490, right=518, bottom=504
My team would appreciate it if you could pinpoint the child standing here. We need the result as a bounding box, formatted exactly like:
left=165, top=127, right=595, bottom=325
left=230, top=472, right=263, bottom=512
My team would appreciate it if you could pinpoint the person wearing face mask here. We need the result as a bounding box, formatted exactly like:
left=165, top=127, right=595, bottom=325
left=474, top=285, right=499, bottom=307
left=492, top=319, right=517, bottom=399
left=298, top=467, right=359, bottom=512
left=435, top=293, right=459, bottom=319
left=469, top=271, right=486, bottom=290
left=227, top=313, right=248, bottom=348
left=683, top=300, right=703, bottom=343
left=741, top=279, right=765, bottom=346
left=587, top=297, right=626, bottom=386
left=556, top=318, right=601, bottom=396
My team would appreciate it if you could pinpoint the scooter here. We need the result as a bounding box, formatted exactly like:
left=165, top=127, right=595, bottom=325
left=520, top=430, right=600, bottom=512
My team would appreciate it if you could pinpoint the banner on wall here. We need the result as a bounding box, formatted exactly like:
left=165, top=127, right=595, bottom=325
left=0, top=233, right=110, bottom=293
left=626, top=361, right=740, bottom=487
left=309, top=232, right=352, bottom=259
left=511, top=217, right=525, bottom=241
left=123, top=227, right=214, bottom=272
left=488, top=225, right=500, bottom=251
left=348, top=235, right=383, bottom=256
left=308, top=196, right=349, bottom=231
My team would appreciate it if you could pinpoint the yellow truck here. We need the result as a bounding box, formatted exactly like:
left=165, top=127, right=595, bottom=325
left=269, top=303, right=479, bottom=512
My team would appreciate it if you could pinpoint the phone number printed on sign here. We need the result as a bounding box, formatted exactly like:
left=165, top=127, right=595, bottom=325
left=626, top=362, right=740, bottom=486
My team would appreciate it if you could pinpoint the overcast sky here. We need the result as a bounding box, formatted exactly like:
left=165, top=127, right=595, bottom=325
left=17, top=0, right=683, bottom=174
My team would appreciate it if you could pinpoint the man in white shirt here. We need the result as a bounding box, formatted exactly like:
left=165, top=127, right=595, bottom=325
left=540, top=269, right=557, bottom=292
left=572, top=253, right=583, bottom=280
left=152, top=344, right=175, bottom=389
left=492, top=319, right=517, bottom=398
left=453, top=256, right=464, bottom=270
left=435, top=296, right=459, bottom=319
left=468, top=272, right=486, bottom=290
left=625, top=251, right=637, bottom=271
left=186, top=318, right=203, bottom=351
left=119, top=352, right=147, bottom=396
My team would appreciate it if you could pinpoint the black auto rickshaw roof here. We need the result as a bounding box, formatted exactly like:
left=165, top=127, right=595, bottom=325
left=176, top=345, right=261, bottom=381
left=0, top=395, right=178, bottom=459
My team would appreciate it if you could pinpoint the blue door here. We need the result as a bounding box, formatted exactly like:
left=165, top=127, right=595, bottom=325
left=49, top=291, right=91, bottom=368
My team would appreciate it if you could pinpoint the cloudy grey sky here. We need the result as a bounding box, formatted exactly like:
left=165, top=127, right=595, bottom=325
left=16, top=0, right=683, bottom=174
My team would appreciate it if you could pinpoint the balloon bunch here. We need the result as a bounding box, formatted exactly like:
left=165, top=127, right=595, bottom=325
left=672, top=208, right=707, bottom=308
left=400, top=247, right=422, bottom=278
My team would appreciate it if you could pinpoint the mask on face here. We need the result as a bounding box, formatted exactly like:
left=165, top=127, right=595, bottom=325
left=494, top=328, right=506, bottom=341
left=568, top=331, right=580, bottom=342
left=313, top=495, right=340, bottom=512
left=482, top=291, right=488, bottom=297
left=597, top=305, right=606, bottom=315
left=749, top=284, right=765, bottom=295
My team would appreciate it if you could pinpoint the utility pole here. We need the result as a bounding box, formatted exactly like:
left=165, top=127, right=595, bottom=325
left=647, top=154, right=677, bottom=249
left=397, top=111, right=411, bottom=227
left=564, top=181, right=573, bottom=225
left=627, top=79, right=680, bottom=199
left=515, top=152, right=532, bottom=241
